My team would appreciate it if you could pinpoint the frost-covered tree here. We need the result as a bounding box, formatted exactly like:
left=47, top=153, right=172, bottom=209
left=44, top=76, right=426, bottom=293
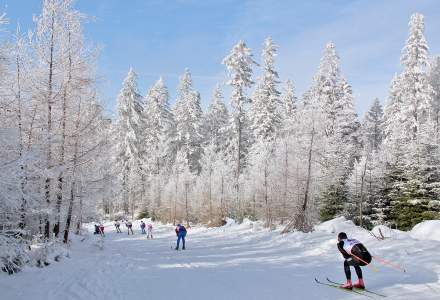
left=428, top=56, right=440, bottom=142
left=223, top=40, right=256, bottom=218
left=116, top=68, right=144, bottom=216
left=250, top=37, right=281, bottom=142
left=280, top=79, right=297, bottom=128
left=309, top=42, right=360, bottom=221
left=362, top=98, right=383, bottom=151
left=143, top=77, right=175, bottom=216
left=382, top=13, right=439, bottom=230
left=202, top=84, right=229, bottom=152
left=174, top=69, right=203, bottom=175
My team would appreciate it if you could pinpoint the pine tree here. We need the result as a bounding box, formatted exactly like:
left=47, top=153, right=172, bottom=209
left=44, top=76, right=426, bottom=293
left=116, top=68, right=144, bottom=215
left=362, top=98, right=383, bottom=151
left=143, top=76, right=175, bottom=215
left=174, top=69, right=203, bottom=175
left=383, top=13, right=439, bottom=230
left=428, top=56, right=440, bottom=142
left=249, top=37, right=281, bottom=142
left=309, top=42, right=360, bottom=221
left=222, top=40, right=256, bottom=218
left=203, top=84, right=229, bottom=152
left=280, top=79, right=297, bottom=128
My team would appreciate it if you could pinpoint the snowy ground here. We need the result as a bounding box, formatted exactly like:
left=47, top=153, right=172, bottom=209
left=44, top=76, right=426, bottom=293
left=1, top=218, right=440, bottom=300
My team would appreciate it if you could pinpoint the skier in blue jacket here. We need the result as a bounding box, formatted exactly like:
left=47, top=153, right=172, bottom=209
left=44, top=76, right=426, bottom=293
left=175, top=224, right=187, bottom=250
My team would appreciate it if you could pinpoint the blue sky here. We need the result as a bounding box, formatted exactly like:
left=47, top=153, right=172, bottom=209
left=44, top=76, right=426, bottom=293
left=1, top=0, right=440, bottom=118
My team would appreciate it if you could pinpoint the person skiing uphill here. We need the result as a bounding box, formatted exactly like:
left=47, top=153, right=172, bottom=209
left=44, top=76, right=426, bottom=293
left=337, top=232, right=372, bottom=290
left=114, top=220, right=122, bottom=233
left=175, top=224, right=187, bottom=250
left=126, top=221, right=134, bottom=235
left=140, top=221, right=146, bottom=234
left=147, top=223, right=153, bottom=239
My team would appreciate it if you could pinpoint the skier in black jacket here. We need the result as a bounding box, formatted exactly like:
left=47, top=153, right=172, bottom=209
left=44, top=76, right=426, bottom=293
left=337, top=232, right=372, bottom=289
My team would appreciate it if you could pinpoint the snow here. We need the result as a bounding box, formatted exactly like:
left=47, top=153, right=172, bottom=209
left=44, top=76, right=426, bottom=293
left=1, top=218, right=440, bottom=300
left=410, top=220, right=440, bottom=242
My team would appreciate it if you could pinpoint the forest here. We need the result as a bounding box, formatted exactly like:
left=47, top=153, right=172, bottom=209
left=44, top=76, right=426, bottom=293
left=0, top=0, right=439, bottom=273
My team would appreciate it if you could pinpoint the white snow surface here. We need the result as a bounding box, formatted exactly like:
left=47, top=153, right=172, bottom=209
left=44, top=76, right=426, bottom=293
left=410, top=220, right=440, bottom=242
left=1, top=217, right=440, bottom=300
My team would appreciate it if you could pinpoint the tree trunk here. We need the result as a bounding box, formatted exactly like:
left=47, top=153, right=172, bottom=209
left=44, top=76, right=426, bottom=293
left=359, top=156, right=369, bottom=228
left=44, top=12, right=56, bottom=240
left=63, top=93, right=82, bottom=244
left=15, top=46, right=26, bottom=230
left=282, top=126, right=315, bottom=233
left=55, top=31, right=72, bottom=238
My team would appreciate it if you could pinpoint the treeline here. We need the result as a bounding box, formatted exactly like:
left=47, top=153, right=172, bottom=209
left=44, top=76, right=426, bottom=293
left=113, top=13, right=440, bottom=232
left=0, top=0, right=110, bottom=251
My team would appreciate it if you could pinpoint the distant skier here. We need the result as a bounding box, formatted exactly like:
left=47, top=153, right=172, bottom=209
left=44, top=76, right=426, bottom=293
left=99, top=224, right=105, bottom=236
left=94, top=224, right=100, bottom=235
left=114, top=220, right=122, bottom=233
left=126, top=221, right=134, bottom=235
left=147, top=223, right=153, bottom=239
left=337, top=232, right=372, bottom=289
left=175, top=224, right=187, bottom=250
left=140, top=221, right=146, bottom=234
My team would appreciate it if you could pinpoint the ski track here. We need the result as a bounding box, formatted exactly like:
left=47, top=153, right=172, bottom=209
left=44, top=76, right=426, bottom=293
left=1, top=220, right=440, bottom=300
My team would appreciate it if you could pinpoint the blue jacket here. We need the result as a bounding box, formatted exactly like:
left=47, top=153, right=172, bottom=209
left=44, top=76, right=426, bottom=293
left=177, top=225, right=187, bottom=232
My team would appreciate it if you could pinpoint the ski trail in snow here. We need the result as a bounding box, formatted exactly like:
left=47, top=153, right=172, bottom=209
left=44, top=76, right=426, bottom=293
left=1, top=219, right=440, bottom=300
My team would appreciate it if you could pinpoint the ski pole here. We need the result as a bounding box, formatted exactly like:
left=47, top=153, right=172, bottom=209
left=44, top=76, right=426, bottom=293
left=351, top=254, right=379, bottom=272
left=372, top=255, right=406, bottom=273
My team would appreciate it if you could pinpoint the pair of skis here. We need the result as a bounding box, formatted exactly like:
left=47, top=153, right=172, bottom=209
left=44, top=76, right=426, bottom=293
left=315, top=277, right=386, bottom=298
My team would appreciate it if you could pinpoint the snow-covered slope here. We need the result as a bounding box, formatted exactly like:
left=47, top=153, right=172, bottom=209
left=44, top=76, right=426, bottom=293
left=1, top=218, right=439, bottom=300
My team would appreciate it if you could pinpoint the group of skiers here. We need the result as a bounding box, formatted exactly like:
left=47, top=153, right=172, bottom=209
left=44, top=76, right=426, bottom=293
left=113, top=220, right=153, bottom=238
left=94, top=220, right=371, bottom=290
left=95, top=220, right=187, bottom=250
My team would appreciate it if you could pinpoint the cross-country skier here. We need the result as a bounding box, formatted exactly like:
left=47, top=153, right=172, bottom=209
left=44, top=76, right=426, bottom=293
left=140, top=221, right=146, bottom=234
left=337, top=232, right=372, bottom=290
left=126, top=221, right=134, bottom=235
left=114, top=220, right=122, bottom=233
left=94, top=224, right=100, bottom=235
left=99, top=224, right=105, bottom=236
left=175, top=224, right=187, bottom=250
left=147, top=223, right=153, bottom=239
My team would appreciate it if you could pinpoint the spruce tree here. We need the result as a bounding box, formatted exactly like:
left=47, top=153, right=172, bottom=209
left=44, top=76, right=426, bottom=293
left=116, top=68, right=144, bottom=215
left=174, top=69, right=203, bottom=174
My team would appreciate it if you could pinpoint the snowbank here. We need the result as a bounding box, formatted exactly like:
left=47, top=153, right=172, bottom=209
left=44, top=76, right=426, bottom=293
left=410, top=220, right=440, bottom=242
left=314, top=216, right=356, bottom=234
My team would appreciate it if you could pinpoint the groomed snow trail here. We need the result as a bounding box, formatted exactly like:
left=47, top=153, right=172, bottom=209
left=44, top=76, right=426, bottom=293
left=1, top=218, right=440, bottom=300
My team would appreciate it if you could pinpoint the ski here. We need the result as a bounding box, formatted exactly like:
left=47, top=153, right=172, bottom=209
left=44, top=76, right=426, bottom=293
left=326, top=278, right=387, bottom=298
left=314, top=278, right=373, bottom=298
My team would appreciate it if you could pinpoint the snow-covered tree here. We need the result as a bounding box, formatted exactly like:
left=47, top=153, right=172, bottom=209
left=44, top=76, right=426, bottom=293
left=382, top=13, right=439, bottom=230
left=174, top=69, right=203, bottom=175
left=308, top=42, right=360, bottom=221
left=116, top=68, right=144, bottom=216
left=143, top=76, right=175, bottom=216
left=428, top=56, right=440, bottom=142
left=249, top=37, right=281, bottom=142
left=202, top=84, right=229, bottom=152
left=362, top=98, right=383, bottom=151
left=223, top=40, right=256, bottom=218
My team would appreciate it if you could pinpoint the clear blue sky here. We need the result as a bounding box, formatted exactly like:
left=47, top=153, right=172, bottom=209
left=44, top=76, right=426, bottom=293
left=2, top=0, right=440, bottom=118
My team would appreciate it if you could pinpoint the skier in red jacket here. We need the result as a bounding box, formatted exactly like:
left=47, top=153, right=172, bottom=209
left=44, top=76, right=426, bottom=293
left=337, top=232, right=372, bottom=289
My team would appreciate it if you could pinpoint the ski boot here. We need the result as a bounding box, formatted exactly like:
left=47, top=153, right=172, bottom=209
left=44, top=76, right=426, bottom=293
left=340, top=280, right=353, bottom=290
left=353, top=279, right=365, bottom=289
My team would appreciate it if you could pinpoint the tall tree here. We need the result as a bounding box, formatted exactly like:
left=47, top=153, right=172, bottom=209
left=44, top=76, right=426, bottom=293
left=250, top=37, right=281, bottom=142
left=116, top=68, right=144, bottom=216
left=222, top=40, right=256, bottom=218
left=174, top=69, right=203, bottom=175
